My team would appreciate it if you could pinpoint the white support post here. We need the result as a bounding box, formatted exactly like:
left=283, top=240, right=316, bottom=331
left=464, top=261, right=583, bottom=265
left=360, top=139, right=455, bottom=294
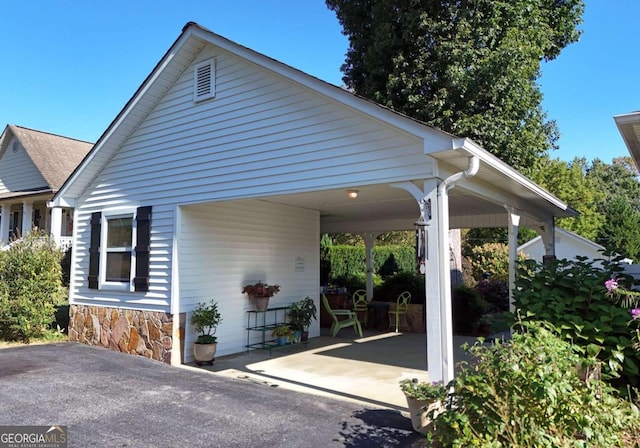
left=506, top=207, right=520, bottom=312
left=363, top=232, right=377, bottom=301
left=21, top=201, right=33, bottom=237
left=391, top=179, right=452, bottom=383
left=421, top=180, right=448, bottom=383
left=0, top=204, right=9, bottom=246
left=435, top=181, right=455, bottom=384
left=50, top=207, right=63, bottom=246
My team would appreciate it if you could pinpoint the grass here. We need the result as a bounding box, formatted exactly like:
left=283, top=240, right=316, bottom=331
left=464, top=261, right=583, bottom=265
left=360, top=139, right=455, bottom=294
left=0, top=329, right=68, bottom=349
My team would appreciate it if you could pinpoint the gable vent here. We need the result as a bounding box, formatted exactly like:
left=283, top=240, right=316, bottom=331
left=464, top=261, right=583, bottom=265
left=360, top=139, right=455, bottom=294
left=193, top=58, right=216, bottom=103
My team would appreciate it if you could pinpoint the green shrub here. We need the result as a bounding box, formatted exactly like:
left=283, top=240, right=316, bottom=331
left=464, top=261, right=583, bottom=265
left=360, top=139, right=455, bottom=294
left=0, top=231, right=66, bottom=342
left=475, top=278, right=509, bottom=313
left=374, top=272, right=425, bottom=305
left=327, top=245, right=416, bottom=280
left=514, top=257, right=640, bottom=391
left=452, top=284, right=489, bottom=334
left=431, top=321, right=640, bottom=447
left=468, top=243, right=526, bottom=282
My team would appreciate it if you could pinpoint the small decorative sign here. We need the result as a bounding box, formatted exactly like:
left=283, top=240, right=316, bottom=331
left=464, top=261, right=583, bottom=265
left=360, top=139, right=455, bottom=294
left=0, top=426, right=67, bottom=448
left=294, top=257, right=305, bottom=272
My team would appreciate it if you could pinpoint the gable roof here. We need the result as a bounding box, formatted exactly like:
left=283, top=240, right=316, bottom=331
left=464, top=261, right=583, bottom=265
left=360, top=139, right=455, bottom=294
left=0, top=124, right=93, bottom=191
left=518, top=227, right=606, bottom=254
left=50, top=22, right=577, bottom=224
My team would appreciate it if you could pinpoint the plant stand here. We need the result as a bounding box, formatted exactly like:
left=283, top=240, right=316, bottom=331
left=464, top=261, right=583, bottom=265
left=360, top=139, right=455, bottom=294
left=246, top=306, right=308, bottom=354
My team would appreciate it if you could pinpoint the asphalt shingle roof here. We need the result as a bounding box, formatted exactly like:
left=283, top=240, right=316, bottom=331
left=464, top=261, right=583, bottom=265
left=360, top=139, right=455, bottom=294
left=5, top=125, right=93, bottom=191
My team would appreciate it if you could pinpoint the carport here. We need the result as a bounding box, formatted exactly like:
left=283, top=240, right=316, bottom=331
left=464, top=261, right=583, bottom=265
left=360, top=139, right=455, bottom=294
left=255, top=138, right=576, bottom=384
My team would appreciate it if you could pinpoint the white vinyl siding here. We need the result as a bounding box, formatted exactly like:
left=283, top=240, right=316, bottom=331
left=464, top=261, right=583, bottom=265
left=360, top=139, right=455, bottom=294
left=70, top=46, right=430, bottom=314
left=178, top=200, right=319, bottom=359
left=0, top=138, right=47, bottom=193
left=89, top=47, right=431, bottom=206
left=70, top=205, right=173, bottom=311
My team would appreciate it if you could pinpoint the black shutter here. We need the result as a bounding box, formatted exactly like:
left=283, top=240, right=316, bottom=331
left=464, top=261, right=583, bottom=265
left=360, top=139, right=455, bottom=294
left=134, top=206, right=152, bottom=292
left=88, top=212, right=102, bottom=289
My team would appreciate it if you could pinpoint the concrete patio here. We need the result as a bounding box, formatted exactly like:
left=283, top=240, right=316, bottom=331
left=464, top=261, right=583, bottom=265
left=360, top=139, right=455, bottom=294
left=191, top=328, right=492, bottom=411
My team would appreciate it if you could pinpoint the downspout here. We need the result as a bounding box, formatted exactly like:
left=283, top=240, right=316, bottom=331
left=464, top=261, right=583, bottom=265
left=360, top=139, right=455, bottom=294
left=435, top=155, right=479, bottom=382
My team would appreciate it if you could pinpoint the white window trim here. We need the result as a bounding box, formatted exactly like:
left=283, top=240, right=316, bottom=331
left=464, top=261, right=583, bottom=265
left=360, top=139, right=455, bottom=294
left=193, top=58, right=216, bottom=103
left=98, top=209, right=137, bottom=291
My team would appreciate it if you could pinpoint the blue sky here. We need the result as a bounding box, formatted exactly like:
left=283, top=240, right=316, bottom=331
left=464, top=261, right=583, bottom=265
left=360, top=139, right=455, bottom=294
left=1, top=1, right=637, bottom=164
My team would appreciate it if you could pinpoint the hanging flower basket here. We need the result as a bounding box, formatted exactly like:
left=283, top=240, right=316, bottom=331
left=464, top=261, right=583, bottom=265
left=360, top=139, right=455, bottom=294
left=242, top=282, right=280, bottom=311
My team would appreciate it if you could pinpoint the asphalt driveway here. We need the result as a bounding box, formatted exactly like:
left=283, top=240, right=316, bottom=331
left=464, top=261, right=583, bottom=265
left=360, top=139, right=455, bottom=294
left=0, top=343, right=425, bottom=447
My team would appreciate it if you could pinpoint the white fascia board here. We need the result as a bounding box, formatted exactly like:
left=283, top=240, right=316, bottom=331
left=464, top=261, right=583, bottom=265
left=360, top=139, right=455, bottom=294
left=47, top=198, right=76, bottom=209
left=454, top=138, right=576, bottom=215
left=614, top=112, right=640, bottom=169
left=53, top=31, right=192, bottom=207
left=614, top=111, right=640, bottom=125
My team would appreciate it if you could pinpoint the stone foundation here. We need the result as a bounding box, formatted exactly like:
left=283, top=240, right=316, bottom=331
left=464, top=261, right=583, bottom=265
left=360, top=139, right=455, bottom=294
left=69, top=304, right=177, bottom=364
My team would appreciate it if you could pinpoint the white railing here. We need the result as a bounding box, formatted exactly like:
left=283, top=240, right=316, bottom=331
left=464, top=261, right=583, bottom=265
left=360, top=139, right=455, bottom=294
left=58, top=236, right=73, bottom=251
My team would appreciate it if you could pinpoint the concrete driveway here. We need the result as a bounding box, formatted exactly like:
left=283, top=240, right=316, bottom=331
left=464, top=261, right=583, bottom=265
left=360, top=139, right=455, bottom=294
left=0, top=342, right=426, bottom=448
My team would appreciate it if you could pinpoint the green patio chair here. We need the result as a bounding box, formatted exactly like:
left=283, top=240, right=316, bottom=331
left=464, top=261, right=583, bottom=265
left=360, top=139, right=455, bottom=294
left=388, top=291, right=411, bottom=333
left=352, top=289, right=368, bottom=328
left=322, top=293, right=363, bottom=338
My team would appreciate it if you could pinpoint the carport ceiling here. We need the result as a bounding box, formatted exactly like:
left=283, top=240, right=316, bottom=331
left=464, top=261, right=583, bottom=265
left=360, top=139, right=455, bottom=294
left=260, top=183, right=513, bottom=234
left=258, top=150, right=575, bottom=234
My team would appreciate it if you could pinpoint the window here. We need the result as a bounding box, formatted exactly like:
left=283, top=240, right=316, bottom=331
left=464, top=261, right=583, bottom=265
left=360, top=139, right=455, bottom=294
left=88, top=206, right=152, bottom=292
left=193, top=58, right=216, bottom=103
left=100, top=213, right=135, bottom=289
left=105, top=215, right=133, bottom=283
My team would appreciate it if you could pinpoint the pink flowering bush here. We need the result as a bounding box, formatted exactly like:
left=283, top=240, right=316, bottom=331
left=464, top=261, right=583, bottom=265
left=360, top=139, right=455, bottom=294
left=605, top=277, right=640, bottom=354
left=515, top=257, right=640, bottom=393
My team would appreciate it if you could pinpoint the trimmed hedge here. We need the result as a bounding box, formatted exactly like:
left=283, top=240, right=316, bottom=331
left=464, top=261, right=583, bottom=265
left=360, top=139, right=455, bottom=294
left=326, top=245, right=415, bottom=281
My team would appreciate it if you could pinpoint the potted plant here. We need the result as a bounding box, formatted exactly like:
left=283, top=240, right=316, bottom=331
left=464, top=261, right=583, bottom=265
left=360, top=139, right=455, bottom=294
left=242, top=281, right=280, bottom=311
left=399, top=378, right=447, bottom=434
left=288, top=296, right=317, bottom=342
left=477, top=315, right=492, bottom=337
left=271, top=325, right=295, bottom=346
left=191, top=299, right=222, bottom=366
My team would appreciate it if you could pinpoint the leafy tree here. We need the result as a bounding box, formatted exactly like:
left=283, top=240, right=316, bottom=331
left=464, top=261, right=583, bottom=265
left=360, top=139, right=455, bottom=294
left=531, top=156, right=605, bottom=240
left=326, top=0, right=584, bottom=172
left=597, top=194, right=640, bottom=260
left=587, top=156, right=640, bottom=203
left=585, top=157, right=640, bottom=259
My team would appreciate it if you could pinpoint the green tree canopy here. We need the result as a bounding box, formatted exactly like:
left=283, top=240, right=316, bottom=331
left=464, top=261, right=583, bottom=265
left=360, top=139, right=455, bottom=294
left=326, top=0, right=584, bottom=173
left=531, top=156, right=605, bottom=240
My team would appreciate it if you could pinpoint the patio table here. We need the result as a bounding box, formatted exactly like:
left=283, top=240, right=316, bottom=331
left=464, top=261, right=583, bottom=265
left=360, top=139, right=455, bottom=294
left=367, top=301, right=390, bottom=330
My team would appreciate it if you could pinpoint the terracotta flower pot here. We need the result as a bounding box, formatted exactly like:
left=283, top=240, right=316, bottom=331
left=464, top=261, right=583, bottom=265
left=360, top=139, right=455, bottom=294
left=253, top=296, right=270, bottom=311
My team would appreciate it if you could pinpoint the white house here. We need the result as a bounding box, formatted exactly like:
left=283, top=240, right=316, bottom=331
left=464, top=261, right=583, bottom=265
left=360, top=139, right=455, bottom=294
left=518, top=227, right=608, bottom=264
left=0, top=125, right=92, bottom=250
left=50, top=22, right=576, bottom=382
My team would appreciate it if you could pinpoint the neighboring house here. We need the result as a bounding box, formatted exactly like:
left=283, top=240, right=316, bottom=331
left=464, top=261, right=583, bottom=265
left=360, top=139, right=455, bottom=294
left=518, top=227, right=608, bottom=264
left=0, top=125, right=92, bottom=250
left=50, top=22, right=575, bottom=382
left=615, top=111, right=640, bottom=170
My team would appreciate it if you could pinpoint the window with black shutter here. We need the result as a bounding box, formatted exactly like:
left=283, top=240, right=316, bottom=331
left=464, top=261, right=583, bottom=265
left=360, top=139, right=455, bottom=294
left=87, top=207, right=152, bottom=291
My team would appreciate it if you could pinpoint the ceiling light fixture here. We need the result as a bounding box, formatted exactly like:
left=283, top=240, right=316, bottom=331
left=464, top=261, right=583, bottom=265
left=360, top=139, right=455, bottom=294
left=347, top=189, right=359, bottom=199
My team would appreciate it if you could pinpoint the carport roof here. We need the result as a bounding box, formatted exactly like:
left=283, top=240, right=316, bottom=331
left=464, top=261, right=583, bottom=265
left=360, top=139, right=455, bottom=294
left=264, top=138, right=577, bottom=233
